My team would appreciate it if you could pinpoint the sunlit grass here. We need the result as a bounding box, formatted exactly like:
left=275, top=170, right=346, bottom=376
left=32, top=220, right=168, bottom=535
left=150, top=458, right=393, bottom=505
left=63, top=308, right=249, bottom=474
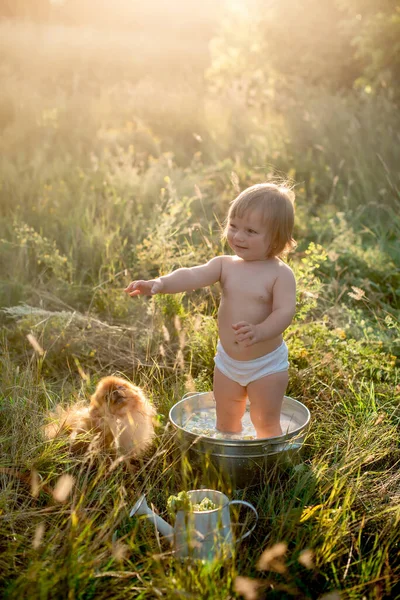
left=0, top=18, right=399, bottom=600
left=1, top=349, right=398, bottom=598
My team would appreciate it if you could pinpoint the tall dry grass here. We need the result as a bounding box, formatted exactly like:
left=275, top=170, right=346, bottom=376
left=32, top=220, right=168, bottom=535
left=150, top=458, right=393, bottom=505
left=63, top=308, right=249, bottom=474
left=0, top=18, right=399, bottom=600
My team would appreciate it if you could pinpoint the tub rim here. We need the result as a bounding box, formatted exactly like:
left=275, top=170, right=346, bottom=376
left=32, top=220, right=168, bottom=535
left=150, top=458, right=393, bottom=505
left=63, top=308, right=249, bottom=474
left=169, top=391, right=311, bottom=449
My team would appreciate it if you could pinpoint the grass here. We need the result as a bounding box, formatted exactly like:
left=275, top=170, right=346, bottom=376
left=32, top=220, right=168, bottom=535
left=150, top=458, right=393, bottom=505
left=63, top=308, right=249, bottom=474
left=0, top=18, right=399, bottom=600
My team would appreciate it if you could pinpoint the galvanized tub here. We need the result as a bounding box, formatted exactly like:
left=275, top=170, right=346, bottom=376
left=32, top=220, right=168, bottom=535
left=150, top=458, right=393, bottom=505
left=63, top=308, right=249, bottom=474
left=169, top=392, right=310, bottom=488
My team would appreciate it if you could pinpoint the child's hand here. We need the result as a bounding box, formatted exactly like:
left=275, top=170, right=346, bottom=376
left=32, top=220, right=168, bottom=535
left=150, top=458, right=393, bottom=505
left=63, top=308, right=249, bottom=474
left=124, top=278, right=164, bottom=296
left=232, top=321, right=260, bottom=347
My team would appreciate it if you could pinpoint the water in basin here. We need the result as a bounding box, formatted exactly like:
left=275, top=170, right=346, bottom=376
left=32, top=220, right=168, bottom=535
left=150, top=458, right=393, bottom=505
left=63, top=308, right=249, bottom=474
left=183, top=407, right=300, bottom=440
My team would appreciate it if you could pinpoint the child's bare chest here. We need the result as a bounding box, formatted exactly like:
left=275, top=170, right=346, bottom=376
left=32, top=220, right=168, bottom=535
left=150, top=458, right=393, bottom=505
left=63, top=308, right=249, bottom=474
left=221, top=261, right=275, bottom=304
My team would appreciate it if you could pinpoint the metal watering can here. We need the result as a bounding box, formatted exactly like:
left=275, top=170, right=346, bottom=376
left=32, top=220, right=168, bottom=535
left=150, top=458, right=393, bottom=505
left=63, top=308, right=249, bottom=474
left=130, top=489, right=258, bottom=561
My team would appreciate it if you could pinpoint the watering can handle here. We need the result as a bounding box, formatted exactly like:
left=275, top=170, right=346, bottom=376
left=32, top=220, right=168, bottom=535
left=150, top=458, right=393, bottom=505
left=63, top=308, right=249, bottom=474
left=228, top=500, right=258, bottom=543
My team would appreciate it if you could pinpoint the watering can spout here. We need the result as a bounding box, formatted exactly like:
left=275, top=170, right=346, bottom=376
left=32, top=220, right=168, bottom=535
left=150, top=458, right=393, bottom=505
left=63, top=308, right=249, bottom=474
left=129, top=494, right=174, bottom=544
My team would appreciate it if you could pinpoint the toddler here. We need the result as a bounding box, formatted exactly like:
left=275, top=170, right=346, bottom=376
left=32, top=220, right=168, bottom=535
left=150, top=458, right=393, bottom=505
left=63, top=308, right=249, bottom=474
left=125, top=183, right=296, bottom=438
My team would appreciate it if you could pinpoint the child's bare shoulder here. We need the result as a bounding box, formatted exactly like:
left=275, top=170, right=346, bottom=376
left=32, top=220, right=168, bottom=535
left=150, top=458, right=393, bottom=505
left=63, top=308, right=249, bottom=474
left=274, top=258, right=295, bottom=282
left=276, top=257, right=294, bottom=272
left=219, top=254, right=238, bottom=262
left=218, top=255, right=240, bottom=266
left=218, top=255, right=240, bottom=279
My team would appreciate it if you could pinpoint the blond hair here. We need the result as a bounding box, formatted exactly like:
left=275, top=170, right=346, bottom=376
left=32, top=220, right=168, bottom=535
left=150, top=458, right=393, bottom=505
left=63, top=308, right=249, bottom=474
left=224, top=183, right=296, bottom=258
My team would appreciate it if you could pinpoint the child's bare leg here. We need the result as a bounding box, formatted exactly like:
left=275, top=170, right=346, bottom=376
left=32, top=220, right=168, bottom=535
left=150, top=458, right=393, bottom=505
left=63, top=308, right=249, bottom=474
left=247, top=371, right=288, bottom=438
left=213, top=367, right=247, bottom=433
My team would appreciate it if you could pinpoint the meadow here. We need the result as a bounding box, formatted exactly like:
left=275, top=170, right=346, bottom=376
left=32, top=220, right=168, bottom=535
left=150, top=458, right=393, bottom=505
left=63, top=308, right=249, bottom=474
left=0, top=18, right=399, bottom=600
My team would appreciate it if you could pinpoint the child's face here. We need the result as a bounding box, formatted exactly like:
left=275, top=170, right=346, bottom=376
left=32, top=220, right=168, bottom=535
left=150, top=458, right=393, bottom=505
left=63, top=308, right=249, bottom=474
left=226, top=211, right=269, bottom=261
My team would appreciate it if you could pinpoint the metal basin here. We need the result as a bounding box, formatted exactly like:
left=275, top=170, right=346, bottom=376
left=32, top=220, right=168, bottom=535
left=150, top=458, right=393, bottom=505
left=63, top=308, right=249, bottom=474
left=169, top=392, right=310, bottom=488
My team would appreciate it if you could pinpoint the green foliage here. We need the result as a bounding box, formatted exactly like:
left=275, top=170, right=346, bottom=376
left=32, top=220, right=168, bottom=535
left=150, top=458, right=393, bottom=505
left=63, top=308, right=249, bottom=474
left=0, top=14, right=399, bottom=600
left=292, top=243, right=328, bottom=322
left=8, top=222, right=72, bottom=283
left=208, top=0, right=400, bottom=98
left=339, top=0, right=400, bottom=96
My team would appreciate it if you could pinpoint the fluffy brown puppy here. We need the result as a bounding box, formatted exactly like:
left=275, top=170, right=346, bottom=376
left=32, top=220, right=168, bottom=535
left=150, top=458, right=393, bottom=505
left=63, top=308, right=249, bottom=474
left=44, top=376, right=156, bottom=457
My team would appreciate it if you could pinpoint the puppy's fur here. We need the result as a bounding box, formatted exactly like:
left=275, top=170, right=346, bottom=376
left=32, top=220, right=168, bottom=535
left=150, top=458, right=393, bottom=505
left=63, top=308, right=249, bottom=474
left=44, top=376, right=156, bottom=457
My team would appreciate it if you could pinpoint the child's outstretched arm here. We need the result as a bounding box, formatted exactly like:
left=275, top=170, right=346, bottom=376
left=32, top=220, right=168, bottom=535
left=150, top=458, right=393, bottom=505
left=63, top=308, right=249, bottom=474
left=233, top=266, right=296, bottom=346
left=125, top=256, right=222, bottom=297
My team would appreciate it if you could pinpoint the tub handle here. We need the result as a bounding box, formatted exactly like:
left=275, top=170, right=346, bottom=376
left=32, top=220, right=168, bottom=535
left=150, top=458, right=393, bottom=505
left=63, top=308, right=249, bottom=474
left=228, top=500, right=258, bottom=542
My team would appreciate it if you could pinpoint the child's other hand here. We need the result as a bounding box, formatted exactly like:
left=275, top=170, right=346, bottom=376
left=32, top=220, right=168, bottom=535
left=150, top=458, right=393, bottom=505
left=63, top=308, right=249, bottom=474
left=124, top=278, right=164, bottom=296
left=232, top=321, right=259, bottom=347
